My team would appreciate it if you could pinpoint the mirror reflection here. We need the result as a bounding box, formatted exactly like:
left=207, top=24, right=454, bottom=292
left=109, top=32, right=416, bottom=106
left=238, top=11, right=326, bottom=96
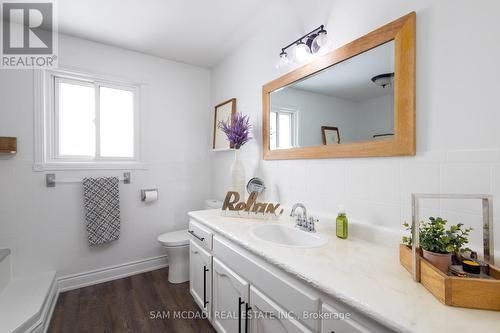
left=269, top=41, right=395, bottom=149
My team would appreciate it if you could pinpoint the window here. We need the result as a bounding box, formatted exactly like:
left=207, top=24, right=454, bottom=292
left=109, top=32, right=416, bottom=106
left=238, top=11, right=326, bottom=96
left=270, top=107, right=298, bottom=149
left=34, top=68, right=142, bottom=170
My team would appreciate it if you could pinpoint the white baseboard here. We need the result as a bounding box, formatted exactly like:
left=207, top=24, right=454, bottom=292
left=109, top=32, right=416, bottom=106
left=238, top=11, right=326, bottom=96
left=58, top=255, right=168, bottom=292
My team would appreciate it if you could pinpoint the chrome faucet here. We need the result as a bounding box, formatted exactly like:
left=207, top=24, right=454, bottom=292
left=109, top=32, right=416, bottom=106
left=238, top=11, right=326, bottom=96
left=290, top=203, right=319, bottom=232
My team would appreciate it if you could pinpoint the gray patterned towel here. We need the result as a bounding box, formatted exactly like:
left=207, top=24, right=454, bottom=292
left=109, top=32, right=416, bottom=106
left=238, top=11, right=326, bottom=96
left=83, top=177, right=120, bottom=246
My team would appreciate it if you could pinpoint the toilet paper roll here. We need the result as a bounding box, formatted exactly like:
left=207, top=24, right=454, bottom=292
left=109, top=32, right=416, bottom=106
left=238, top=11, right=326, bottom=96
left=142, top=189, right=158, bottom=203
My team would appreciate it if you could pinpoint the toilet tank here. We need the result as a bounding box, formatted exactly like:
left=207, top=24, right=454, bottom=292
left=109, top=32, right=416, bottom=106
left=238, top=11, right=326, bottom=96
left=205, top=199, right=223, bottom=209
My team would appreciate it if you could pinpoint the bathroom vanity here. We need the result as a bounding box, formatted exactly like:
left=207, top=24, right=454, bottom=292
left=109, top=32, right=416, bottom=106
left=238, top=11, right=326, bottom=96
left=187, top=209, right=500, bottom=333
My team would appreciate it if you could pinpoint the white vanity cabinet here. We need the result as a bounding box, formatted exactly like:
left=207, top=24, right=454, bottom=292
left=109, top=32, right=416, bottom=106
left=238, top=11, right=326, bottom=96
left=188, top=218, right=390, bottom=333
left=249, top=286, right=312, bottom=333
left=211, top=254, right=311, bottom=333
left=212, top=235, right=320, bottom=332
left=212, top=257, right=250, bottom=333
left=189, top=240, right=212, bottom=317
left=321, top=303, right=371, bottom=333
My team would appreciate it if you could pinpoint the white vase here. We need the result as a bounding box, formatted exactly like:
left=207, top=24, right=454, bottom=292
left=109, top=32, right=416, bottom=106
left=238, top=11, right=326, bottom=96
left=230, top=149, right=246, bottom=199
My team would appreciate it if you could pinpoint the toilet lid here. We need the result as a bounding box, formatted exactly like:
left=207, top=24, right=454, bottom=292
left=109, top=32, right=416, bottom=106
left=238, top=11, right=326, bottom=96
left=158, top=229, right=189, bottom=247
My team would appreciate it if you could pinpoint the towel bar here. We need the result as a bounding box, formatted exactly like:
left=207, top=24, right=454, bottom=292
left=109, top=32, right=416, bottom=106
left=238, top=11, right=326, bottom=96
left=45, top=172, right=131, bottom=187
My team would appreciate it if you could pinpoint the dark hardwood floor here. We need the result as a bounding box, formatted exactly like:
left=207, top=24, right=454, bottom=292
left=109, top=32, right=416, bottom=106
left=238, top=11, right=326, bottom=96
left=48, top=268, right=216, bottom=333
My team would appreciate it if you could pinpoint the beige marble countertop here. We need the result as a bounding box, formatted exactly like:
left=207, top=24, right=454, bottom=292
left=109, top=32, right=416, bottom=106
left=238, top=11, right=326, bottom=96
left=188, top=209, right=500, bottom=333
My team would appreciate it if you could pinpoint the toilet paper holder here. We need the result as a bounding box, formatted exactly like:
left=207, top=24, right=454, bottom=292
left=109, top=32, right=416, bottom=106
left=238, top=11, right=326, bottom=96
left=141, top=189, right=158, bottom=201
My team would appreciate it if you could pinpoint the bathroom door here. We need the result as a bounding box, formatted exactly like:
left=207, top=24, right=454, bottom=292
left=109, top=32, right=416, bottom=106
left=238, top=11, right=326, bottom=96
left=189, top=240, right=212, bottom=318
left=212, top=257, right=250, bottom=333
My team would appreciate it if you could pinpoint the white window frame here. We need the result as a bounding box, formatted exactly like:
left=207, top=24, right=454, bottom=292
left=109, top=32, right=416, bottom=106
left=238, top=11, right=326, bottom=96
left=34, top=67, right=145, bottom=171
left=270, top=105, right=299, bottom=149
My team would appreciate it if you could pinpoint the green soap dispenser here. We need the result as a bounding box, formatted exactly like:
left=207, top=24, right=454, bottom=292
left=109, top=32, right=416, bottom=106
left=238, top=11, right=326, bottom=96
left=336, top=205, right=348, bottom=239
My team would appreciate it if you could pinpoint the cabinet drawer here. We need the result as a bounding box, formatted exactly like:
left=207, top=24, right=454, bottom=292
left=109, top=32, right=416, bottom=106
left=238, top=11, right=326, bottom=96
left=321, top=303, right=371, bottom=333
left=188, top=220, right=213, bottom=251
left=213, top=236, right=320, bottom=332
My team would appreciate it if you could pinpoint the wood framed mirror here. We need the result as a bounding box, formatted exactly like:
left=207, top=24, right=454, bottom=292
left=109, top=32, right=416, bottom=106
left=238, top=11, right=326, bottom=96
left=262, top=12, right=415, bottom=160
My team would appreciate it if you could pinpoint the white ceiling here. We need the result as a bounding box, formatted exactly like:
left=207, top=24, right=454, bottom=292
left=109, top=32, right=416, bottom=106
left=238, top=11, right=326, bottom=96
left=292, top=41, right=395, bottom=101
left=58, top=0, right=287, bottom=68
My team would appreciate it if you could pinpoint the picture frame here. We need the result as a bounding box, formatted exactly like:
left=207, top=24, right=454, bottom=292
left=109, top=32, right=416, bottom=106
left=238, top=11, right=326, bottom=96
left=212, top=98, right=236, bottom=150
left=321, top=126, right=340, bottom=145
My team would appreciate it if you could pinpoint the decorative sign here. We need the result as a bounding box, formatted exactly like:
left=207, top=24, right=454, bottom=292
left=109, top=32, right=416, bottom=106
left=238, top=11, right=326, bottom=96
left=222, top=191, right=284, bottom=217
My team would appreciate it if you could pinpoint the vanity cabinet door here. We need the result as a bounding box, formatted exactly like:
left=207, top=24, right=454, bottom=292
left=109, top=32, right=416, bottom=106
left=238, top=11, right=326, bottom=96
left=249, top=286, right=312, bottom=333
left=189, top=240, right=212, bottom=317
left=212, top=257, right=250, bottom=333
left=321, top=303, right=371, bottom=333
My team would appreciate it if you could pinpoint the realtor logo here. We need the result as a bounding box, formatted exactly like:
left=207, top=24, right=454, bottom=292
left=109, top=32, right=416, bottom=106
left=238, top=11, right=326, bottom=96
left=1, top=0, right=57, bottom=68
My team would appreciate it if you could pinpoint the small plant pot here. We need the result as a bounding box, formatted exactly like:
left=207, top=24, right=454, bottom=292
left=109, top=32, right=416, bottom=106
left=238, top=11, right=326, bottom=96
left=422, top=249, right=452, bottom=273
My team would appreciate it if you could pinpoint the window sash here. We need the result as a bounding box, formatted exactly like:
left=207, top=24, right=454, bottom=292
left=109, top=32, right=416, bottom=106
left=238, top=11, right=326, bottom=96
left=271, top=107, right=298, bottom=148
left=53, top=77, right=95, bottom=159
left=51, top=74, right=138, bottom=162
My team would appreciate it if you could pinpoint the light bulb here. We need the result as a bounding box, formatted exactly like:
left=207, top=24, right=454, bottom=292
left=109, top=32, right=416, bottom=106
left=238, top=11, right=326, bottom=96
left=315, top=31, right=328, bottom=47
left=275, top=52, right=290, bottom=71
left=312, top=30, right=329, bottom=55
left=294, top=42, right=311, bottom=64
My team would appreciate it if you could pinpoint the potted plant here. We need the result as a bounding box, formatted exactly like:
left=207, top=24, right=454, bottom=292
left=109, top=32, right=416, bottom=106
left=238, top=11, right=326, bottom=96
left=218, top=112, right=252, bottom=198
left=402, top=217, right=473, bottom=273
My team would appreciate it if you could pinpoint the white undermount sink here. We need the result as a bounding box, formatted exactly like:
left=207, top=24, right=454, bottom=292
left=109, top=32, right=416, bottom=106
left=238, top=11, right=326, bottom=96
left=251, top=224, right=328, bottom=248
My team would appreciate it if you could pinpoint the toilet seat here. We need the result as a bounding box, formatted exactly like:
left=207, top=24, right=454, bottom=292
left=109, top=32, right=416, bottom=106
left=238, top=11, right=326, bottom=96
left=158, top=229, right=189, bottom=247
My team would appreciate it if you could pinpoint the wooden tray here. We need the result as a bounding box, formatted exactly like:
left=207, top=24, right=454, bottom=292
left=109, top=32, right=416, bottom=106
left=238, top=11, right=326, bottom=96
left=399, top=244, right=500, bottom=311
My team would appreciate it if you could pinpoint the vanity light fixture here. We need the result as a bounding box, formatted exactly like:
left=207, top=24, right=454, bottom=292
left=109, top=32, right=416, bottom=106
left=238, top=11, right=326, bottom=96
left=371, top=73, right=395, bottom=88
left=276, top=25, right=329, bottom=71
left=277, top=50, right=290, bottom=70
left=294, top=40, right=311, bottom=63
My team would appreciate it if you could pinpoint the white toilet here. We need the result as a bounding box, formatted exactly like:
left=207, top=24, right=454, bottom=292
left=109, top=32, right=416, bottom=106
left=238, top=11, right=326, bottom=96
left=158, top=199, right=223, bottom=284
left=157, top=230, right=190, bottom=283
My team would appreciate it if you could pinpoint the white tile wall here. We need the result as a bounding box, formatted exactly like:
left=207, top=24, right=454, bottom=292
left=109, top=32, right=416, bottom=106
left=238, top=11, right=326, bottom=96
left=212, top=149, right=500, bottom=256
left=492, top=165, right=500, bottom=196
left=440, top=163, right=491, bottom=215
left=440, top=163, right=491, bottom=194
left=400, top=163, right=440, bottom=207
